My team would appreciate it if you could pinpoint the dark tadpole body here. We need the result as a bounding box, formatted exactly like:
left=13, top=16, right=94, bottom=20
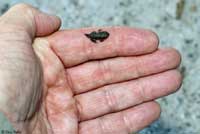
left=85, top=29, right=110, bottom=43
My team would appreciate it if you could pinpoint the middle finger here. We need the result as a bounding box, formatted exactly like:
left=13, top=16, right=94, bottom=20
left=66, top=48, right=181, bottom=94
left=75, top=70, right=182, bottom=121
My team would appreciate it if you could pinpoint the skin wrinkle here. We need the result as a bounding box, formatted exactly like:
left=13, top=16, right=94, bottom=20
left=0, top=42, right=32, bottom=56
left=113, top=27, right=121, bottom=57
left=121, top=111, right=132, bottom=134
left=134, top=56, right=145, bottom=77
left=0, top=23, right=31, bottom=35
left=116, top=57, right=137, bottom=80
left=65, top=68, right=76, bottom=95
left=47, top=92, right=74, bottom=114
left=47, top=88, right=70, bottom=103
left=22, top=61, right=42, bottom=121
left=116, top=27, right=140, bottom=55
left=29, top=107, right=44, bottom=134
left=136, top=78, right=149, bottom=102
left=48, top=85, right=70, bottom=102
left=45, top=114, right=53, bottom=134
left=98, top=60, right=113, bottom=86
left=0, top=40, right=32, bottom=55
left=34, top=39, right=63, bottom=87
left=35, top=13, right=54, bottom=36
left=51, top=35, right=82, bottom=67
left=104, top=87, right=118, bottom=113
left=148, top=31, right=159, bottom=52
left=83, top=37, right=92, bottom=62
left=74, top=96, right=82, bottom=122
left=49, top=40, right=66, bottom=69
left=0, top=47, right=35, bottom=68
left=98, top=117, right=106, bottom=134
left=111, top=41, right=119, bottom=58
left=0, top=57, right=40, bottom=121
left=0, top=52, right=33, bottom=65
left=128, top=36, right=144, bottom=54
left=46, top=99, right=77, bottom=132
left=0, top=23, right=34, bottom=40
left=0, top=34, right=31, bottom=44
left=14, top=4, right=36, bottom=37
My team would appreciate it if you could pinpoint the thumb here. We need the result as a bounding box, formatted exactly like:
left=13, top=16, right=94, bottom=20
left=0, top=3, right=61, bottom=37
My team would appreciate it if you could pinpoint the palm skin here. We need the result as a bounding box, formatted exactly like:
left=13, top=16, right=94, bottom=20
left=33, top=38, right=78, bottom=134
left=0, top=4, right=182, bottom=134
left=33, top=28, right=182, bottom=134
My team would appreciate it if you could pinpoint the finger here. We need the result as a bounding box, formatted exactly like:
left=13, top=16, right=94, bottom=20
left=47, top=26, right=159, bottom=67
left=79, top=101, right=161, bottom=134
left=75, top=70, right=181, bottom=121
left=0, top=3, right=61, bottom=37
left=67, top=48, right=181, bottom=94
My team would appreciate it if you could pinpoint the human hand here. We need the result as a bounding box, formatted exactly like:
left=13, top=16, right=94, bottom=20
left=0, top=3, right=61, bottom=133
left=0, top=4, right=182, bottom=134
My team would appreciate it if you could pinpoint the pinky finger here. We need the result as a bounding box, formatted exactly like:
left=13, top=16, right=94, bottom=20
left=79, top=101, right=161, bottom=134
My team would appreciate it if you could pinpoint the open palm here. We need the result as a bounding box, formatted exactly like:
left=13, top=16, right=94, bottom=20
left=33, top=26, right=181, bottom=134
left=0, top=4, right=182, bottom=134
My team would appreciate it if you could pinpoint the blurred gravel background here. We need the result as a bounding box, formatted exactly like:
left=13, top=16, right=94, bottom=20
left=0, top=0, right=199, bottom=134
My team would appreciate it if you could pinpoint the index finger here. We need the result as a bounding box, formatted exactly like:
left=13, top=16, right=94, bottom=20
left=47, top=26, right=159, bottom=67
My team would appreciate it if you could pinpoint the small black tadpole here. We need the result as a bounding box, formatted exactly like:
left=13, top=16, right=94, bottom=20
left=85, top=29, right=110, bottom=43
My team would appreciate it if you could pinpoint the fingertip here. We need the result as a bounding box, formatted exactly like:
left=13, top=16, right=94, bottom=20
left=35, top=13, right=61, bottom=36
left=91, top=26, right=159, bottom=55
left=151, top=101, right=161, bottom=119
left=157, top=48, right=182, bottom=70
left=50, top=15, right=62, bottom=29
left=169, top=70, right=183, bottom=92
left=166, top=48, right=182, bottom=68
left=176, top=70, right=183, bottom=88
left=1, top=3, right=61, bottom=37
left=140, top=101, right=161, bottom=119
left=147, top=30, right=160, bottom=52
left=129, top=101, right=161, bottom=132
